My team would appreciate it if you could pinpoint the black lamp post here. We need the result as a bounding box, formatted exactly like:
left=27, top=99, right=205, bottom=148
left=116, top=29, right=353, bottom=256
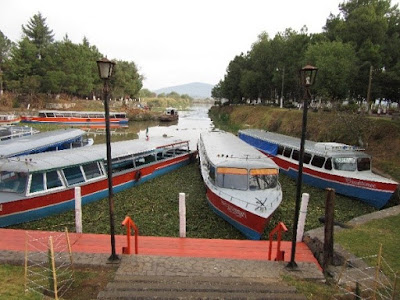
left=96, top=57, right=119, bottom=261
left=287, top=64, right=318, bottom=269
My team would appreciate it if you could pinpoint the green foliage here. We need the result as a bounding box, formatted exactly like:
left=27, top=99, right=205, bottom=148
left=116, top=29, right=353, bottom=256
left=1, top=13, right=143, bottom=101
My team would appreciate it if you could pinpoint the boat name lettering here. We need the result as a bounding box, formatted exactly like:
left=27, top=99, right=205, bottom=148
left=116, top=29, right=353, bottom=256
left=345, top=178, right=376, bottom=189
left=220, top=200, right=247, bottom=219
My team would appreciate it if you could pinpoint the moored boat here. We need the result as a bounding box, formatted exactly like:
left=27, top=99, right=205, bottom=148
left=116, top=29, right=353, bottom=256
left=0, top=137, right=196, bottom=227
left=0, top=114, right=21, bottom=125
left=239, top=129, right=399, bottom=209
left=159, top=107, right=179, bottom=122
left=0, top=125, right=39, bottom=141
left=21, top=110, right=128, bottom=125
left=0, top=128, right=93, bottom=158
left=198, top=130, right=282, bottom=240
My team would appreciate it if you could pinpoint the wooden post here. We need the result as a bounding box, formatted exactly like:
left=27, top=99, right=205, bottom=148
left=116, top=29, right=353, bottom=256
left=179, top=193, right=186, bottom=238
left=75, top=187, right=82, bottom=233
left=373, top=244, right=383, bottom=300
left=65, top=227, right=74, bottom=271
left=24, top=232, right=28, bottom=293
left=323, top=188, right=335, bottom=272
left=48, top=236, right=59, bottom=300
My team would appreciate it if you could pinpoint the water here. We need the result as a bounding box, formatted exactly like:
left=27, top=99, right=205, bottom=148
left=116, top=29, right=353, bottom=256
left=137, top=104, right=214, bottom=148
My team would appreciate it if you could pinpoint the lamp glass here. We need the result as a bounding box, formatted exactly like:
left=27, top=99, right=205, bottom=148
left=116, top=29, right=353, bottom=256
left=300, top=65, right=318, bottom=87
left=97, top=58, right=115, bottom=79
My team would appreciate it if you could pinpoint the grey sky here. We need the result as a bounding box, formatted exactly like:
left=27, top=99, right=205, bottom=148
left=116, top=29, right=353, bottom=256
left=2, top=0, right=399, bottom=90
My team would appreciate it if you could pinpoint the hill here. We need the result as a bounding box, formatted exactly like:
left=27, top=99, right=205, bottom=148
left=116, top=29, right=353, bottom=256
left=154, top=82, right=214, bottom=99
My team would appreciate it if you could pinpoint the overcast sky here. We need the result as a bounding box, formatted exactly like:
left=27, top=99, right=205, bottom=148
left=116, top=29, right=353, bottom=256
left=2, top=0, right=400, bottom=91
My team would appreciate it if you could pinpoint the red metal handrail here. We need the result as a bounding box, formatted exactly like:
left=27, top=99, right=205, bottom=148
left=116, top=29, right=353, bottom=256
left=268, top=222, right=288, bottom=261
left=121, top=216, right=139, bottom=255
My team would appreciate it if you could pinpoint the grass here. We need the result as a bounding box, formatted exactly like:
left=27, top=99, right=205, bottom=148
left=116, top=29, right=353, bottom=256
left=0, top=264, right=115, bottom=300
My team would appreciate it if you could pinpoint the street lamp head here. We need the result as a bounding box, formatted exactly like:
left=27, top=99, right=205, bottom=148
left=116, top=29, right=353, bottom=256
left=97, top=57, right=116, bottom=80
left=300, top=65, right=318, bottom=87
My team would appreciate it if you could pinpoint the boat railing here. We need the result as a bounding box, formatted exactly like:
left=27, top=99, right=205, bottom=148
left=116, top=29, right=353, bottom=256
left=213, top=182, right=282, bottom=211
left=121, top=216, right=139, bottom=255
left=268, top=221, right=288, bottom=261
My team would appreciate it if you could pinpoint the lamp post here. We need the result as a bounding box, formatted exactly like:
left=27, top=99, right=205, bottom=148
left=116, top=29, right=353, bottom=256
left=287, top=64, right=318, bottom=269
left=96, top=57, right=119, bottom=261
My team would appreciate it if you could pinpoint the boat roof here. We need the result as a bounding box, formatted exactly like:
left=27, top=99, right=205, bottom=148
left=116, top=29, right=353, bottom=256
left=200, top=130, right=278, bottom=169
left=239, top=129, right=370, bottom=158
left=0, top=128, right=87, bottom=158
left=0, top=136, right=188, bottom=173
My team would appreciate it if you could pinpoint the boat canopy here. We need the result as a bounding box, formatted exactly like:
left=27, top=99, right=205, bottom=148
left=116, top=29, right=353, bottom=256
left=0, top=137, right=188, bottom=173
left=0, top=128, right=88, bottom=158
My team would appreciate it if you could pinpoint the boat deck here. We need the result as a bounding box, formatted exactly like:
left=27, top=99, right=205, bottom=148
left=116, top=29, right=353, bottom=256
left=0, top=228, right=320, bottom=268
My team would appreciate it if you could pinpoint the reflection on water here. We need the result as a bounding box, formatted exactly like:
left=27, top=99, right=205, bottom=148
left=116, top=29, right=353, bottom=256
left=83, top=104, right=213, bottom=147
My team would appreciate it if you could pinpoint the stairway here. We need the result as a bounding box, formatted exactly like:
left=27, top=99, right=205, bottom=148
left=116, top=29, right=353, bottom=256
left=97, top=255, right=308, bottom=299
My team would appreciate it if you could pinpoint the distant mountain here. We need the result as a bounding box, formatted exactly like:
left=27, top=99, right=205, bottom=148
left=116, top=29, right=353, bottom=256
left=154, top=82, right=214, bottom=99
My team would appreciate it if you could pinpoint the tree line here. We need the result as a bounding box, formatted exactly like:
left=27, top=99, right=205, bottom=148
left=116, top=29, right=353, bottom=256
left=0, top=12, right=143, bottom=102
left=212, top=0, right=400, bottom=106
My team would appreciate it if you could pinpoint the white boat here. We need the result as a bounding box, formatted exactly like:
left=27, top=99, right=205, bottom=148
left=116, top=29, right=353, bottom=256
left=0, top=137, right=197, bottom=227
left=198, top=130, right=282, bottom=240
left=0, top=125, right=39, bottom=141
left=0, top=114, right=21, bottom=125
left=239, top=129, right=399, bottom=208
left=0, top=128, right=93, bottom=159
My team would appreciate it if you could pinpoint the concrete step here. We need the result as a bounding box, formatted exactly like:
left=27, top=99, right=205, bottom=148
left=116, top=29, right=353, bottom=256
left=97, top=275, right=306, bottom=299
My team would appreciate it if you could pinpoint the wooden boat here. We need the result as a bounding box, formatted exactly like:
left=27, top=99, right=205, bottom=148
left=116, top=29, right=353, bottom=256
left=0, top=128, right=93, bottom=159
left=0, top=126, right=39, bottom=141
left=198, top=130, right=282, bottom=240
left=0, top=137, right=196, bottom=227
left=21, top=110, right=128, bottom=125
left=159, top=107, right=179, bottom=122
left=239, top=129, right=399, bottom=209
left=0, top=114, right=21, bottom=125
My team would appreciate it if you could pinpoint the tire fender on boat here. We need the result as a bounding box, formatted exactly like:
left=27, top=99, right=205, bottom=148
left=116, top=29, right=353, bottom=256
left=135, top=170, right=142, bottom=181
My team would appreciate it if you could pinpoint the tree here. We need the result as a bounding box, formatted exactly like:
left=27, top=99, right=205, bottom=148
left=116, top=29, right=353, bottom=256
left=304, top=41, right=358, bottom=100
left=0, top=31, right=13, bottom=95
left=22, top=12, right=54, bottom=59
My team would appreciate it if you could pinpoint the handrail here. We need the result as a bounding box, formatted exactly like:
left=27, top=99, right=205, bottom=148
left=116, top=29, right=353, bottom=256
left=121, top=216, right=139, bottom=255
left=268, top=222, right=288, bottom=261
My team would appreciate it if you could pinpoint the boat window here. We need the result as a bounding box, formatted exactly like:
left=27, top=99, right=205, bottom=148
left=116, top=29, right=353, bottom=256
left=209, top=165, right=215, bottom=182
left=63, top=166, right=85, bottom=185
left=0, top=171, right=27, bottom=193
left=304, top=152, right=312, bottom=164
left=333, top=157, right=356, bottom=171
left=38, top=112, right=46, bottom=117
left=357, top=157, right=371, bottom=171
left=30, top=173, right=44, bottom=193
left=283, top=147, right=292, bottom=158
left=46, top=170, right=63, bottom=189
left=249, top=168, right=278, bottom=190
left=216, top=167, right=248, bottom=191
left=83, top=162, right=103, bottom=179
left=324, top=158, right=332, bottom=170
left=46, top=113, right=55, bottom=117
left=64, top=113, right=73, bottom=117
left=292, top=150, right=299, bottom=161
left=311, top=155, right=325, bottom=168
left=277, top=145, right=284, bottom=155
left=55, top=113, right=64, bottom=117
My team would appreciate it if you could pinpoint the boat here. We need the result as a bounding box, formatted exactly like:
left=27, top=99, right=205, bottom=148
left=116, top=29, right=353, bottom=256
left=238, top=129, right=399, bottom=209
left=0, top=125, right=39, bottom=141
left=159, top=107, right=179, bottom=122
left=198, top=130, right=282, bottom=240
left=0, top=128, right=93, bottom=159
left=0, top=114, right=21, bottom=125
left=20, top=110, right=129, bottom=125
left=0, top=137, right=196, bottom=227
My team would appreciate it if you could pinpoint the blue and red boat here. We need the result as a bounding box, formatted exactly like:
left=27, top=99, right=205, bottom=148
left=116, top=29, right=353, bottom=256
left=0, top=137, right=196, bottom=227
left=198, top=130, right=282, bottom=240
left=239, top=129, right=399, bottom=209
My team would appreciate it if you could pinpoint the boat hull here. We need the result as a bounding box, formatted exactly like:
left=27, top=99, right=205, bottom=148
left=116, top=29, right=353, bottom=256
left=205, top=186, right=270, bottom=240
left=0, top=153, right=193, bottom=227
left=239, top=132, right=397, bottom=209
left=20, top=116, right=128, bottom=125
